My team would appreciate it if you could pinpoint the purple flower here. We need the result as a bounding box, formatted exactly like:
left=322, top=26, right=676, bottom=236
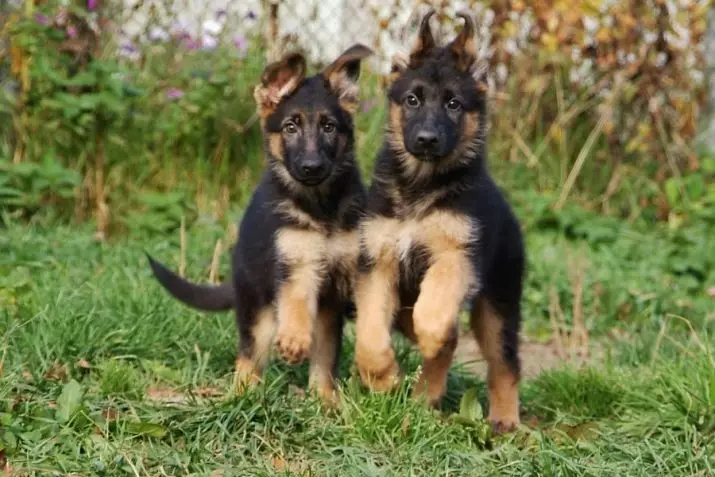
left=233, top=34, right=248, bottom=58
left=34, top=13, right=50, bottom=25
left=233, top=34, right=248, bottom=51
left=246, top=11, right=257, bottom=20
left=166, top=88, right=184, bottom=100
left=87, top=0, right=98, bottom=10
left=67, top=26, right=78, bottom=38
left=183, top=36, right=201, bottom=50
left=119, top=41, right=138, bottom=59
left=201, top=34, right=218, bottom=50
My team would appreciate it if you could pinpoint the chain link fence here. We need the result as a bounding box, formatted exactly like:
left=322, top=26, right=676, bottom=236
left=114, top=1, right=492, bottom=73
left=4, top=1, right=711, bottom=82
left=3, top=1, right=711, bottom=175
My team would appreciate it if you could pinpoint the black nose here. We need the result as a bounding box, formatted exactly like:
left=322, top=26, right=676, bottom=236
left=301, top=161, right=325, bottom=177
left=416, top=130, right=439, bottom=148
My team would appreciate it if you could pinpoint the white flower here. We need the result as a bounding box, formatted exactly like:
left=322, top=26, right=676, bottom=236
left=203, top=19, right=222, bottom=36
left=148, top=26, right=169, bottom=42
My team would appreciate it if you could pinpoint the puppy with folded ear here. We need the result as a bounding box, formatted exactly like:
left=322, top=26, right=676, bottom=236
left=354, top=10, right=525, bottom=434
left=147, top=44, right=373, bottom=403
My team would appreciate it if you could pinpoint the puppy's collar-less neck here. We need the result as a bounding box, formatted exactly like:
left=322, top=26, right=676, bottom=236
left=269, top=162, right=360, bottom=223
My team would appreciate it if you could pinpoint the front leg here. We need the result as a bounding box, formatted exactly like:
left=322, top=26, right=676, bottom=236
left=413, top=212, right=475, bottom=360
left=274, top=229, right=325, bottom=364
left=354, top=218, right=401, bottom=392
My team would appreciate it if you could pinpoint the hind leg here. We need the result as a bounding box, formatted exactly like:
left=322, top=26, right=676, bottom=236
left=308, top=307, right=343, bottom=405
left=470, top=295, right=520, bottom=433
left=234, top=305, right=276, bottom=393
left=396, top=309, right=457, bottom=408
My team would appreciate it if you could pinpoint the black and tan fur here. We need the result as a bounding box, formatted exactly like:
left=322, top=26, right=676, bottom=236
left=147, top=45, right=372, bottom=403
left=353, top=11, right=525, bottom=433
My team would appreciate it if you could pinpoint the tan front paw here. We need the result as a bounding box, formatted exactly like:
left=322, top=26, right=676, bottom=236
left=355, top=344, right=401, bottom=392
left=487, top=395, right=520, bottom=435
left=413, top=296, right=460, bottom=360
left=488, top=417, right=519, bottom=435
left=413, top=322, right=453, bottom=362
left=274, top=326, right=312, bottom=364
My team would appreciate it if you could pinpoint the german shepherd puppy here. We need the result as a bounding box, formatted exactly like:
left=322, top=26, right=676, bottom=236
left=353, top=11, right=525, bottom=433
left=147, top=44, right=372, bottom=402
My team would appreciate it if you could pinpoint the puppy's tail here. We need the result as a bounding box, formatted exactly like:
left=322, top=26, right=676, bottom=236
left=146, top=254, right=234, bottom=311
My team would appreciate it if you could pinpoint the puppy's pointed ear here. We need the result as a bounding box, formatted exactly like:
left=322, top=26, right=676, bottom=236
left=411, top=9, right=437, bottom=64
left=253, top=52, right=307, bottom=117
left=449, top=11, right=477, bottom=72
left=391, top=8, right=437, bottom=77
left=405, top=9, right=437, bottom=70
left=323, top=43, right=373, bottom=113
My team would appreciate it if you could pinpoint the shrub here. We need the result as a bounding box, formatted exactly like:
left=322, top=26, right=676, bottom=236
left=1, top=0, right=711, bottom=232
left=2, top=0, right=264, bottom=236
left=452, top=0, right=709, bottom=218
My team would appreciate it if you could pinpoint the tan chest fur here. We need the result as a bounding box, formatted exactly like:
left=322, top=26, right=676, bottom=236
left=275, top=227, right=361, bottom=299
left=361, top=211, right=475, bottom=265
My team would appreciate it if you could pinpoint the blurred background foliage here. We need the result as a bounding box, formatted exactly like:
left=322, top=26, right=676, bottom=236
left=0, top=0, right=713, bottom=238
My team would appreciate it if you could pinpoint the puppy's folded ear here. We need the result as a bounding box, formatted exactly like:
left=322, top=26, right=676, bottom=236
left=323, top=44, right=374, bottom=114
left=254, top=52, right=307, bottom=117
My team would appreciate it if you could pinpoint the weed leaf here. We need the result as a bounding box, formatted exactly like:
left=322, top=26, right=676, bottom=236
left=124, top=421, right=168, bottom=438
left=458, top=388, right=483, bottom=422
left=56, top=380, right=84, bottom=424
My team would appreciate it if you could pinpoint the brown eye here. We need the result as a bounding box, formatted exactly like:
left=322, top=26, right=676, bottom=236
left=322, top=122, right=336, bottom=133
left=446, top=98, right=462, bottom=111
left=282, top=121, right=298, bottom=134
left=405, top=93, right=420, bottom=108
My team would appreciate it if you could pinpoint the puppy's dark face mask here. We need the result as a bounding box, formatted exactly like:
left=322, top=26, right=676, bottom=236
left=387, top=10, right=487, bottom=163
left=254, top=45, right=373, bottom=187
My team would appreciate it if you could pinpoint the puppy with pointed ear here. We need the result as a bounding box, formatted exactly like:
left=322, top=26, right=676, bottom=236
left=450, top=11, right=488, bottom=91
left=409, top=8, right=437, bottom=65
left=354, top=9, right=525, bottom=435
left=389, top=9, right=437, bottom=81
left=389, top=9, right=437, bottom=78
left=449, top=11, right=478, bottom=73
left=390, top=9, right=486, bottom=90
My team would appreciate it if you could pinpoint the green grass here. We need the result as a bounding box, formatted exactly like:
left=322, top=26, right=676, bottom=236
left=1, top=200, right=714, bottom=475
